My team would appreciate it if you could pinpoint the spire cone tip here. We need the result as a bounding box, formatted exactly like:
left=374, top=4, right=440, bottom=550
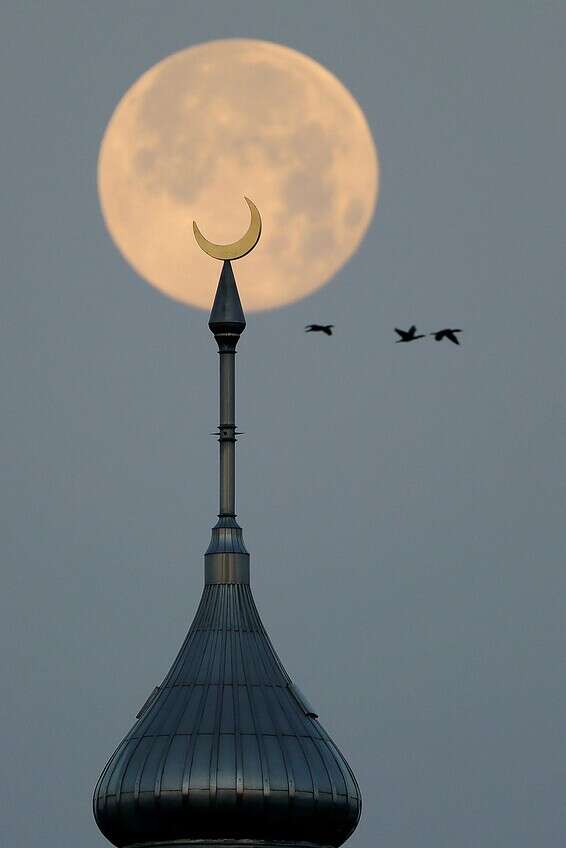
left=209, top=260, right=246, bottom=335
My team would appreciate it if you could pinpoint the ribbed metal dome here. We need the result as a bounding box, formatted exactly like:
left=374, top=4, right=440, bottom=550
left=93, top=256, right=361, bottom=848
left=94, top=583, right=361, bottom=847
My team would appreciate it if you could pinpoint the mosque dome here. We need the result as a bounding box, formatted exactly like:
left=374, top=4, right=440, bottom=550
left=93, top=260, right=361, bottom=848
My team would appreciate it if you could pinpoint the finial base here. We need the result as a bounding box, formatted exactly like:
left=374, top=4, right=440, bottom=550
left=205, top=515, right=250, bottom=584
left=205, top=552, right=250, bottom=584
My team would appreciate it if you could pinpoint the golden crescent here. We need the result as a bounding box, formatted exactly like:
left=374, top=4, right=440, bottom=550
left=193, top=196, right=262, bottom=260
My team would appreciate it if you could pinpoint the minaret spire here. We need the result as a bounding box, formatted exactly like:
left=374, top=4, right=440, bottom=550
left=205, top=260, right=249, bottom=585
left=93, top=197, right=362, bottom=848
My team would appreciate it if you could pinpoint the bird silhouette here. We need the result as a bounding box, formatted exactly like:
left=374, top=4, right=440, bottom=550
left=305, top=324, right=334, bottom=336
left=394, top=325, right=425, bottom=342
left=430, top=328, right=462, bottom=345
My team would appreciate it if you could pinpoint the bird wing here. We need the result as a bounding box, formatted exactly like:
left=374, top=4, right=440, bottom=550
left=445, top=330, right=460, bottom=345
left=323, top=326, right=332, bottom=335
left=394, top=328, right=406, bottom=338
left=409, top=325, right=416, bottom=334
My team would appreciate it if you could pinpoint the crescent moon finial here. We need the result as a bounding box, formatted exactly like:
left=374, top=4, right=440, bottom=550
left=193, top=197, right=262, bottom=261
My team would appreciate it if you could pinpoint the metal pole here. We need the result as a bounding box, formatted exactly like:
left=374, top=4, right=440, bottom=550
left=218, top=346, right=236, bottom=516
left=204, top=261, right=249, bottom=584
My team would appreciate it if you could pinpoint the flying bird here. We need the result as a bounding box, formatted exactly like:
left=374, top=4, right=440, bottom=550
left=430, top=328, right=462, bottom=345
left=305, top=324, right=334, bottom=336
left=394, top=325, right=425, bottom=342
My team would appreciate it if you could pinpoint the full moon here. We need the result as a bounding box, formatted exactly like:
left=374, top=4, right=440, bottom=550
left=98, top=40, right=379, bottom=312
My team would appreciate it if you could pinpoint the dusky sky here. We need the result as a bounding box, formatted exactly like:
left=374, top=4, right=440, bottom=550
left=1, top=3, right=565, bottom=847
